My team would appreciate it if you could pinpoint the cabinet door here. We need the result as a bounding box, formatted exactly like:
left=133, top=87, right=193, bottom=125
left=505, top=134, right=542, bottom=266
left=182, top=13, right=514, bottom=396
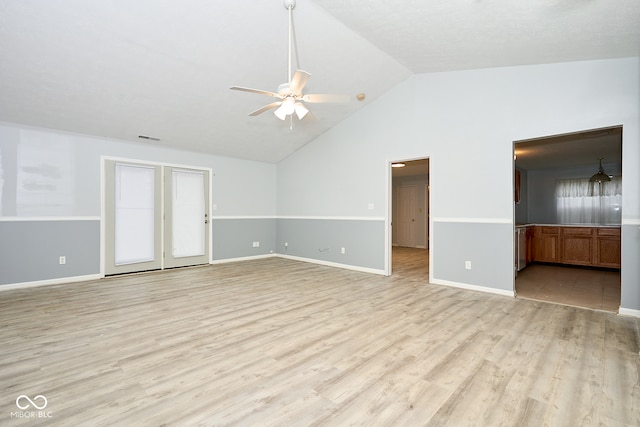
left=525, top=227, right=535, bottom=263
left=560, top=227, right=593, bottom=266
left=534, top=227, right=559, bottom=262
left=595, top=228, right=621, bottom=268
left=515, top=169, right=521, bottom=203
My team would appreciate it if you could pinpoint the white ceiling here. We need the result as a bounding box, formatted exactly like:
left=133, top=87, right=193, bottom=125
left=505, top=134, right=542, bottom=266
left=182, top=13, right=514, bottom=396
left=1, top=0, right=638, bottom=163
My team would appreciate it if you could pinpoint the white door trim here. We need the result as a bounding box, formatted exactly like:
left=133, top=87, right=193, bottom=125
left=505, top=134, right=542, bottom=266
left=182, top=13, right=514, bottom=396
left=385, top=156, right=432, bottom=279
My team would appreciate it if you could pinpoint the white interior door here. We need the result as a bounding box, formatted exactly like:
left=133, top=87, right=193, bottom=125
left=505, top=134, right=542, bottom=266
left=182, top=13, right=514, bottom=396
left=164, top=167, right=210, bottom=268
left=397, top=185, right=417, bottom=248
left=105, top=161, right=162, bottom=275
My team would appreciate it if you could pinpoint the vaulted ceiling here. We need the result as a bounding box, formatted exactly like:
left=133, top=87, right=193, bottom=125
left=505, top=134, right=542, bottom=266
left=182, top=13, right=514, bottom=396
left=1, top=0, right=638, bottom=163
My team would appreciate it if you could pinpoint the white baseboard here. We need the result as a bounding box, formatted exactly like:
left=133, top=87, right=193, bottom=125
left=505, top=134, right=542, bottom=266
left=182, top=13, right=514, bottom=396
left=277, top=254, right=386, bottom=276
left=431, top=278, right=515, bottom=297
left=210, top=253, right=277, bottom=264
left=0, top=274, right=101, bottom=291
left=618, top=307, right=640, bottom=318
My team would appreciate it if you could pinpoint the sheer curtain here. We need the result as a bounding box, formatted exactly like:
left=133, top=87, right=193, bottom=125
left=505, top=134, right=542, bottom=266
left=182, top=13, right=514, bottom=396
left=555, top=177, right=622, bottom=224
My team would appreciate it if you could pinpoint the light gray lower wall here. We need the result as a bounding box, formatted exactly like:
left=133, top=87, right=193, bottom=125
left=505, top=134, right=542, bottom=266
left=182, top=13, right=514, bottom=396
left=621, top=223, right=640, bottom=311
left=0, top=220, right=100, bottom=285
left=432, top=221, right=514, bottom=293
left=212, top=218, right=277, bottom=261
left=276, top=218, right=385, bottom=271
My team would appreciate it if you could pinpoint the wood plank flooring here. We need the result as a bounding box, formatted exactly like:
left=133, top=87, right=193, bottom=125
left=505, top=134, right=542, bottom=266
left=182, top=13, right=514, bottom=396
left=0, top=250, right=638, bottom=426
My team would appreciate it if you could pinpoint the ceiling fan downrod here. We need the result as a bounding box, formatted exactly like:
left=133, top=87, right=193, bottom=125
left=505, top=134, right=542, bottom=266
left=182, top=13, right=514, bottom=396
left=284, top=0, right=296, bottom=85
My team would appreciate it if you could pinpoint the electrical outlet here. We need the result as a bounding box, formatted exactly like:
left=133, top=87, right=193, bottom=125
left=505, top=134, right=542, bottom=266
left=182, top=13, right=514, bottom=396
left=59, top=256, right=66, bottom=265
left=341, top=247, right=346, bottom=254
left=284, top=242, right=288, bottom=247
left=465, top=261, right=471, bottom=270
left=256, top=241, right=260, bottom=247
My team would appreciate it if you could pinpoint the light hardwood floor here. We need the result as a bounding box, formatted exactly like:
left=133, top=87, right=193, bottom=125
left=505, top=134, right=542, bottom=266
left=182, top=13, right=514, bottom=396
left=1, top=250, right=638, bottom=426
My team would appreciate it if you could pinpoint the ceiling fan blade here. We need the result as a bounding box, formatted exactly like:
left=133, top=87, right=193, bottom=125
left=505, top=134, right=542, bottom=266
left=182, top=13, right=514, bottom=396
left=230, top=86, right=282, bottom=98
left=249, top=102, right=282, bottom=116
left=289, top=70, right=311, bottom=95
left=302, top=93, right=350, bottom=104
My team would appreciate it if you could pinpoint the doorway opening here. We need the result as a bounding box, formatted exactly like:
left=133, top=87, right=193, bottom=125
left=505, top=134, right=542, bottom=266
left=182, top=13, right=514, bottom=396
left=388, top=158, right=430, bottom=280
left=513, top=126, right=622, bottom=312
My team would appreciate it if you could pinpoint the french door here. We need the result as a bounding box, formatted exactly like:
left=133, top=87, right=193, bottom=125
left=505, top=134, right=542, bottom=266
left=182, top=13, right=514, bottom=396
left=104, top=160, right=210, bottom=275
left=163, top=167, right=210, bottom=269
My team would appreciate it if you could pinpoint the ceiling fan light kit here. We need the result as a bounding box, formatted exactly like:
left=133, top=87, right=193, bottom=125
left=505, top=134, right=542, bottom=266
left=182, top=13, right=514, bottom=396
left=230, top=0, right=348, bottom=125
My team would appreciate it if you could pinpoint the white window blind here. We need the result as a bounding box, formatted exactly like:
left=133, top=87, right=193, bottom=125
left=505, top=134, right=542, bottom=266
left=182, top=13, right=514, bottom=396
left=114, top=164, right=155, bottom=265
left=172, top=170, right=205, bottom=258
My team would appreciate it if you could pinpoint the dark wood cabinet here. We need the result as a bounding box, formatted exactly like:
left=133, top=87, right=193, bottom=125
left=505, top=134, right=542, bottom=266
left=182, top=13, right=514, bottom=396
left=515, top=169, right=521, bottom=203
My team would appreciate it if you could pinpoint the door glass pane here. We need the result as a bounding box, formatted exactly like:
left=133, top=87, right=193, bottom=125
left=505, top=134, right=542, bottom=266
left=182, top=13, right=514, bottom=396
left=115, top=164, right=155, bottom=265
left=172, top=170, right=205, bottom=258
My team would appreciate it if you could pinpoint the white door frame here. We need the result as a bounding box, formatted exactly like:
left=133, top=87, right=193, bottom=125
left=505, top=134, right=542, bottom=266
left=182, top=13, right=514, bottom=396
left=100, top=156, right=213, bottom=277
left=385, top=155, right=432, bottom=279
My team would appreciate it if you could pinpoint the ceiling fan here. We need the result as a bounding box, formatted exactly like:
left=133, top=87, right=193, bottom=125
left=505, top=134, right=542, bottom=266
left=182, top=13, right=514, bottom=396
left=230, top=0, right=349, bottom=124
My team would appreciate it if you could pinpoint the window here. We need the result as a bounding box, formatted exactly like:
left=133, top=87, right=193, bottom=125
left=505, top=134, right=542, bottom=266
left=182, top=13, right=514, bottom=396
left=555, top=177, right=622, bottom=225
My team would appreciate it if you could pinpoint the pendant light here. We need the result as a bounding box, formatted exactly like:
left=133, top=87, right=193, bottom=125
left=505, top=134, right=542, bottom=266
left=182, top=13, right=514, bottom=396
left=589, top=158, right=611, bottom=183
left=588, top=158, right=611, bottom=197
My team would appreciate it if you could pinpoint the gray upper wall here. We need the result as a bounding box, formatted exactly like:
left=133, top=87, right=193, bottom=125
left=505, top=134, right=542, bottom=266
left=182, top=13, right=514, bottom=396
left=0, top=124, right=277, bottom=218
left=278, top=58, right=639, bottom=219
